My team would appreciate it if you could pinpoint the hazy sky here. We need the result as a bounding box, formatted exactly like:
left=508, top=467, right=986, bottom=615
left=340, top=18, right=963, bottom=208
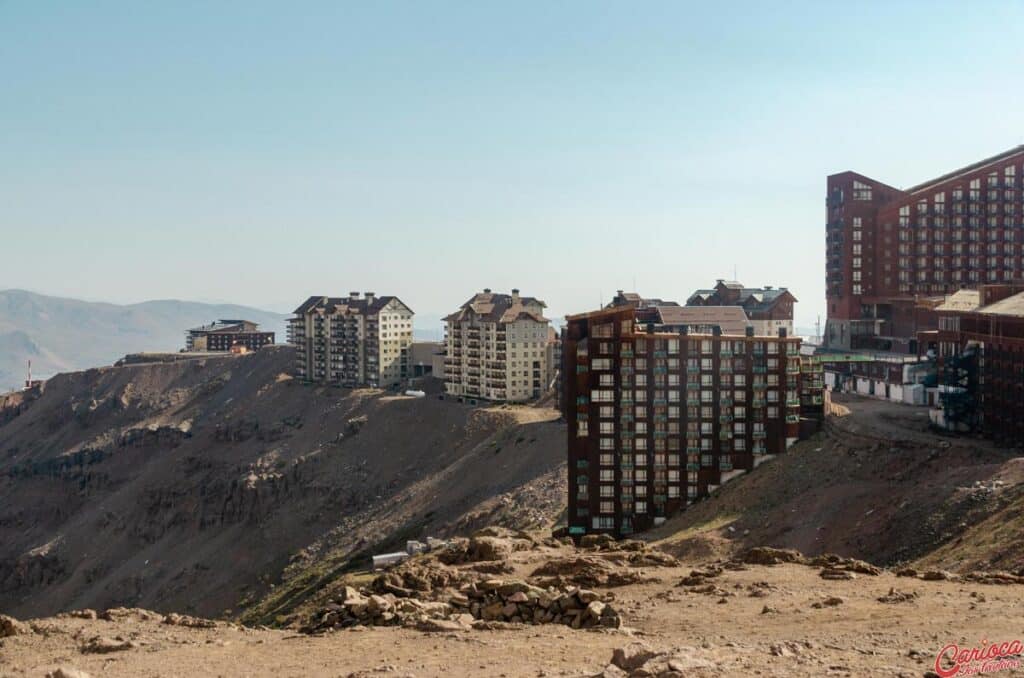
left=3, top=2, right=1023, bottom=331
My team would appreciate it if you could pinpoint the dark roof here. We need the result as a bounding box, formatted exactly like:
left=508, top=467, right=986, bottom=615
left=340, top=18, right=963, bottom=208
left=686, top=283, right=797, bottom=311
left=188, top=319, right=261, bottom=334
left=444, top=292, right=548, bottom=324
left=605, top=290, right=680, bottom=309
left=654, top=306, right=751, bottom=335
left=291, top=295, right=411, bottom=316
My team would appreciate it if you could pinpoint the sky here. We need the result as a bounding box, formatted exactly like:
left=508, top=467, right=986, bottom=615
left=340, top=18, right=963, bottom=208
left=2, top=2, right=1024, bottom=334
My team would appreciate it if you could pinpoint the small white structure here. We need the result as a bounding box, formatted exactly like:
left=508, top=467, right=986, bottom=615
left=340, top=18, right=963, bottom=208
left=372, top=552, right=409, bottom=570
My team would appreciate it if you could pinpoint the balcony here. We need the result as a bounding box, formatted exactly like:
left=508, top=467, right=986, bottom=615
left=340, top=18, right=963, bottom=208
left=786, top=415, right=800, bottom=423
left=785, top=364, right=801, bottom=375
left=686, top=365, right=700, bottom=374
left=752, top=366, right=767, bottom=374
left=719, top=364, right=733, bottom=374
left=752, top=431, right=767, bottom=439
left=719, top=430, right=732, bottom=440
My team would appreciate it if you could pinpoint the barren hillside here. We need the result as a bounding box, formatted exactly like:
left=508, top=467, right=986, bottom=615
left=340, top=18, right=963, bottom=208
left=647, top=395, right=1024, bottom=573
left=0, top=347, right=566, bottom=619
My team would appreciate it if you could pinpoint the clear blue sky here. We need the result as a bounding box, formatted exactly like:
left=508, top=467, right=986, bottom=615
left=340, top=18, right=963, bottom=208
left=2, top=2, right=1023, bottom=331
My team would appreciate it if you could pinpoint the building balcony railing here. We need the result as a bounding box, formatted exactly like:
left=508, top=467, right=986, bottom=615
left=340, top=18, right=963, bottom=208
left=720, top=460, right=733, bottom=471
left=786, top=414, right=800, bottom=423
left=752, top=431, right=767, bottom=439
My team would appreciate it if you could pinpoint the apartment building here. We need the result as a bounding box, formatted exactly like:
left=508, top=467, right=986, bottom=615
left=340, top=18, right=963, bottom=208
left=287, top=292, right=413, bottom=389
left=564, top=303, right=813, bottom=537
left=934, top=283, right=1024, bottom=444
left=444, top=289, right=550, bottom=402
left=686, top=280, right=796, bottom=337
left=825, top=145, right=1024, bottom=353
left=185, top=320, right=275, bottom=352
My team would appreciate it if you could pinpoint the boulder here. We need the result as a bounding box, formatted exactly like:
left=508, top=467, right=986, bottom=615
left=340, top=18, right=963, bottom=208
left=611, top=642, right=660, bottom=671
left=0, top=614, right=32, bottom=637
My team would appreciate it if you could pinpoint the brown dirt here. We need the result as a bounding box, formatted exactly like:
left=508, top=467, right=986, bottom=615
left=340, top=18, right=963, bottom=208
left=4, top=539, right=1023, bottom=677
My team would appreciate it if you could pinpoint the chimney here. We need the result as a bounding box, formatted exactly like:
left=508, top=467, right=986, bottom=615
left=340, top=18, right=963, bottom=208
left=483, top=288, right=491, bottom=294
left=365, top=292, right=375, bottom=305
left=511, top=288, right=520, bottom=303
left=349, top=291, right=359, bottom=300
left=745, top=325, right=754, bottom=337
left=764, top=285, right=773, bottom=291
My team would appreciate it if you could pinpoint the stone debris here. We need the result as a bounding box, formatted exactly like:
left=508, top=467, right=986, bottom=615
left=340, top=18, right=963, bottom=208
left=164, top=612, right=218, bottom=628
left=81, top=635, right=137, bottom=654
left=811, top=596, right=845, bottom=608
left=98, top=607, right=164, bottom=623
left=819, top=567, right=857, bottom=581
left=46, top=668, right=92, bottom=678
left=600, top=643, right=718, bottom=677
left=305, top=579, right=620, bottom=633
left=877, top=587, right=919, bottom=604
left=808, top=554, right=882, bottom=575
left=736, top=547, right=806, bottom=566
left=1, top=613, right=33, bottom=637
left=65, top=609, right=98, bottom=620
left=530, top=556, right=645, bottom=588
left=962, top=571, right=1024, bottom=585
left=920, top=570, right=958, bottom=582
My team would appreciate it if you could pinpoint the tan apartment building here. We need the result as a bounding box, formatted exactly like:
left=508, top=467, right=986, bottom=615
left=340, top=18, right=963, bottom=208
left=287, top=292, right=413, bottom=389
left=444, top=289, right=551, bottom=402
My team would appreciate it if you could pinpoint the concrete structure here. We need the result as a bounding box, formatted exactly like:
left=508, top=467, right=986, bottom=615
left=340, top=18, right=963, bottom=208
left=185, top=320, right=275, bottom=352
left=826, top=145, right=1024, bottom=353
left=443, top=289, right=551, bottom=402
left=564, top=302, right=819, bottom=537
left=288, top=292, right=413, bottom=389
left=409, top=341, right=443, bottom=378
left=687, top=280, right=797, bottom=337
left=935, top=283, right=1024, bottom=444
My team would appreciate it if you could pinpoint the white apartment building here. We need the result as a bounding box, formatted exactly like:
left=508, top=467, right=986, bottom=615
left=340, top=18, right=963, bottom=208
left=288, top=292, right=413, bottom=388
left=444, top=289, right=551, bottom=402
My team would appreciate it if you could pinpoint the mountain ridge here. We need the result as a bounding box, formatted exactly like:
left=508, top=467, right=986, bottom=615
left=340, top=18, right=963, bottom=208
left=0, top=289, right=288, bottom=390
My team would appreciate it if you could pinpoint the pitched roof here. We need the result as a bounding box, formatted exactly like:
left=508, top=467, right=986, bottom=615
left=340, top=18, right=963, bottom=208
left=976, top=291, right=1024, bottom=318
left=606, top=290, right=680, bottom=309
left=654, top=306, right=751, bottom=335
left=444, top=292, right=548, bottom=324
left=935, top=289, right=982, bottom=313
left=292, top=295, right=411, bottom=316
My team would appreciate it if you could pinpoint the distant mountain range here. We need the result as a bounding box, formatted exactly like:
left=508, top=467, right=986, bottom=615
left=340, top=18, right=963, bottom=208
left=0, top=290, right=288, bottom=391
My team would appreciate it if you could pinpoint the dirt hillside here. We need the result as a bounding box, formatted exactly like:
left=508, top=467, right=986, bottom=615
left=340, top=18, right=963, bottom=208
left=0, top=347, right=566, bottom=619
left=647, top=394, right=1024, bottom=574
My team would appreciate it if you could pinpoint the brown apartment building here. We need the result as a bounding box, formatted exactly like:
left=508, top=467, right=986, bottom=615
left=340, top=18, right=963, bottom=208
left=564, top=302, right=814, bottom=537
left=185, top=320, right=275, bottom=352
left=826, top=145, right=1024, bottom=353
left=935, top=283, right=1024, bottom=445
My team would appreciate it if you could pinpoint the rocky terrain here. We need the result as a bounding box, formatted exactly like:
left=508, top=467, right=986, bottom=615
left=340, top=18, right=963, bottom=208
left=4, top=350, right=1024, bottom=676
left=0, top=347, right=566, bottom=619
left=4, top=532, right=1023, bottom=677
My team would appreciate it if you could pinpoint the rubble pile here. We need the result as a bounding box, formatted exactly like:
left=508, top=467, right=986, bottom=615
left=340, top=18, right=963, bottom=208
left=305, top=579, right=621, bottom=632
left=457, top=578, right=621, bottom=629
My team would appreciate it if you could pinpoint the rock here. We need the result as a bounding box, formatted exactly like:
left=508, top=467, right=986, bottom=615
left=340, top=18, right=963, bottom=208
left=507, top=591, right=529, bottom=603
left=739, top=547, right=806, bottom=566
left=595, top=664, right=628, bottom=678
left=469, top=536, right=514, bottom=561
left=1, top=614, right=32, bottom=637
left=921, top=570, right=956, bottom=582
left=585, top=600, right=606, bottom=620
left=66, top=609, right=98, bottom=620
left=820, top=567, right=856, bottom=580
left=81, top=636, right=136, bottom=654
left=811, top=596, right=845, bottom=608
left=46, top=669, right=92, bottom=678
left=164, top=612, right=217, bottom=628
left=611, top=642, right=660, bottom=671
left=895, top=567, right=918, bottom=577
left=415, top=617, right=471, bottom=632
left=580, top=534, right=617, bottom=550
left=878, top=587, right=919, bottom=604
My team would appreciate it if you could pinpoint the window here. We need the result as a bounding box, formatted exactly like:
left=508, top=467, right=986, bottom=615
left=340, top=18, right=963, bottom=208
left=577, top=420, right=588, bottom=437
left=599, top=421, right=615, bottom=435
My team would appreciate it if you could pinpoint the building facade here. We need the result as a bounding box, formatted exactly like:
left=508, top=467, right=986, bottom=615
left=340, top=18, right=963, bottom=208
left=287, top=292, right=413, bottom=389
left=826, top=145, right=1024, bottom=353
left=935, top=284, right=1024, bottom=444
left=686, top=280, right=797, bottom=337
left=444, top=289, right=550, bottom=402
left=564, top=304, right=812, bottom=537
left=185, top=320, right=275, bottom=352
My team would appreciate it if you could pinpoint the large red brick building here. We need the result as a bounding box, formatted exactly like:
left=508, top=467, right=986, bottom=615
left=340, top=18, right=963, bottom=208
left=563, top=303, right=820, bottom=537
left=825, top=146, right=1024, bottom=353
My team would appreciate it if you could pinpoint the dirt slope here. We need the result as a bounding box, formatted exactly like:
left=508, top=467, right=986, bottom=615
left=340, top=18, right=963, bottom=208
left=0, top=347, right=566, bottom=619
left=648, top=395, right=1024, bottom=572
